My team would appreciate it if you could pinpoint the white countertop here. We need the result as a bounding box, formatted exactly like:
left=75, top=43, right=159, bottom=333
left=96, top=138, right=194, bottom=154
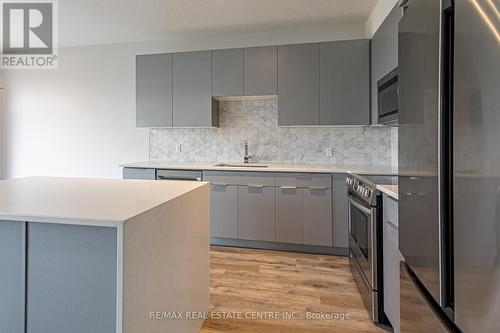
left=120, top=161, right=399, bottom=175
left=377, top=184, right=398, bottom=200
left=0, top=177, right=208, bottom=226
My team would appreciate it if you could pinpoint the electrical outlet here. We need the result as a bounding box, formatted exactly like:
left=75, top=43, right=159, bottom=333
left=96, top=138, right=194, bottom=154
left=325, top=147, right=333, bottom=157
left=175, top=144, right=182, bottom=153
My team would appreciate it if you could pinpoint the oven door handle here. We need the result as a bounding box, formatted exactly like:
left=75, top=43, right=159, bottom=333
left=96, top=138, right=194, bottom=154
left=348, top=195, right=372, bottom=215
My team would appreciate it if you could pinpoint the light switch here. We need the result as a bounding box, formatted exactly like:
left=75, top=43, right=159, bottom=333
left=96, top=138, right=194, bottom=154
left=325, top=147, right=333, bottom=157
left=175, top=144, right=182, bottom=153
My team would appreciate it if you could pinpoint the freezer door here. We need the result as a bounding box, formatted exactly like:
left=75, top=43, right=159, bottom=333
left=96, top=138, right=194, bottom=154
left=398, top=0, right=441, bottom=303
left=400, top=262, right=451, bottom=333
left=453, top=0, right=500, bottom=332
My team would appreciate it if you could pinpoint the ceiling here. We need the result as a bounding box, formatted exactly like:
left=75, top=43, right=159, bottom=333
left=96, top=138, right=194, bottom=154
left=58, top=0, right=377, bottom=47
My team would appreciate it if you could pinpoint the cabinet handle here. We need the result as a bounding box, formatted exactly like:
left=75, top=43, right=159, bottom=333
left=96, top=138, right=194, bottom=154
left=248, top=184, right=264, bottom=188
left=385, top=219, right=399, bottom=230
left=280, top=186, right=297, bottom=189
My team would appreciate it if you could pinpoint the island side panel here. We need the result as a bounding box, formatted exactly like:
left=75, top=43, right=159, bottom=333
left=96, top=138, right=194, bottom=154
left=0, top=220, right=26, bottom=333
left=123, top=183, right=210, bottom=333
left=27, top=223, right=117, bottom=333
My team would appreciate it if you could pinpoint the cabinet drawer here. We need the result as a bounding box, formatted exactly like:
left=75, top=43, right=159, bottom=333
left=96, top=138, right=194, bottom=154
left=383, top=195, right=398, bottom=227
left=157, top=169, right=202, bottom=181
left=203, top=171, right=274, bottom=186
left=275, top=173, right=331, bottom=189
left=123, top=168, right=156, bottom=180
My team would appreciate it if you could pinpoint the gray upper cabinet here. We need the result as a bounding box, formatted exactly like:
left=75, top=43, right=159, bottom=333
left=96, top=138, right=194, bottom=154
left=320, top=40, right=370, bottom=125
left=244, top=46, right=277, bottom=96
left=212, top=48, right=243, bottom=97
left=136, top=53, right=173, bottom=127
left=371, top=5, right=403, bottom=123
left=173, top=51, right=217, bottom=127
left=277, top=43, right=320, bottom=126
left=0, top=221, right=26, bottom=333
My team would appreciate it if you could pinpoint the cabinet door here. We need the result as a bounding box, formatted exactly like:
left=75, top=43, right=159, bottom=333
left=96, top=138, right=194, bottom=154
left=136, top=53, right=173, bottom=127
left=244, top=46, right=277, bottom=95
left=332, top=173, right=349, bottom=248
left=0, top=221, right=26, bottom=333
left=371, top=5, right=403, bottom=123
left=210, top=184, right=238, bottom=238
left=238, top=186, right=275, bottom=241
left=173, top=51, right=214, bottom=127
left=27, top=223, right=117, bottom=333
left=276, top=187, right=303, bottom=244
left=320, top=40, right=370, bottom=125
left=384, top=219, right=401, bottom=333
left=277, top=43, right=320, bottom=126
left=212, top=48, right=243, bottom=96
left=303, top=188, right=332, bottom=246
left=123, top=167, right=156, bottom=180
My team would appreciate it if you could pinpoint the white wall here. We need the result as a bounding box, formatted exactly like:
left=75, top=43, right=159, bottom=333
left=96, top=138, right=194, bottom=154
left=2, top=23, right=365, bottom=179
left=365, top=0, right=398, bottom=37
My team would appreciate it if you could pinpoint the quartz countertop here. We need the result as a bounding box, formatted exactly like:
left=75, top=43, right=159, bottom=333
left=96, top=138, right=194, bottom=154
left=377, top=184, right=398, bottom=200
left=120, top=161, right=399, bottom=175
left=0, top=177, right=208, bottom=226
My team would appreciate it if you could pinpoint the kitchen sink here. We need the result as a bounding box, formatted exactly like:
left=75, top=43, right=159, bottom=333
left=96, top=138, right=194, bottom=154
left=215, top=163, right=269, bottom=168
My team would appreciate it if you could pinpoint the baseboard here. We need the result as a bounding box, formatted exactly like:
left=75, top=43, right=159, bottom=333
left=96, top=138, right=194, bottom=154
left=211, top=237, right=348, bottom=256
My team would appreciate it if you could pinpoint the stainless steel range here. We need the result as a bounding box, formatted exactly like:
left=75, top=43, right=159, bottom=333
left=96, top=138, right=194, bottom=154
left=346, top=174, right=397, bottom=323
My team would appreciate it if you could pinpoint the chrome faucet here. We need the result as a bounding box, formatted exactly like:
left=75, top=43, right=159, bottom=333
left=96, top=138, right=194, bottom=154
left=243, top=140, right=252, bottom=164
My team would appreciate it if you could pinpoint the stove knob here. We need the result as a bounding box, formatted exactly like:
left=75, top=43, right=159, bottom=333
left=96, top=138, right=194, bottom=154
left=364, top=189, right=369, bottom=196
left=366, top=189, right=371, bottom=196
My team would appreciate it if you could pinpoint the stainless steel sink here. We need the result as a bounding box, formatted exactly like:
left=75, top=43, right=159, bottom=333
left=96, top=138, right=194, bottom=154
left=215, top=163, right=268, bottom=168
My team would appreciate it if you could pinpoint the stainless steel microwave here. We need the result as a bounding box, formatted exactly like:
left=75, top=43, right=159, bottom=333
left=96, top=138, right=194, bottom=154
left=377, top=68, right=398, bottom=125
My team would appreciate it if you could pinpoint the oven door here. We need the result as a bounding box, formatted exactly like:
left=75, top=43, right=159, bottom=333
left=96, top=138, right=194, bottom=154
left=348, top=193, right=377, bottom=289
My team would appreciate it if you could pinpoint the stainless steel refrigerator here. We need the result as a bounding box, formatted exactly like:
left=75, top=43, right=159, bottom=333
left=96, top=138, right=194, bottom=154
left=398, top=0, right=500, bottom=332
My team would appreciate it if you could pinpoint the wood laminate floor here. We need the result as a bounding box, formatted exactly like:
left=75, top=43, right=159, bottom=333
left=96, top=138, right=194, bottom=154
left=200, top=246, right=387, bottom=333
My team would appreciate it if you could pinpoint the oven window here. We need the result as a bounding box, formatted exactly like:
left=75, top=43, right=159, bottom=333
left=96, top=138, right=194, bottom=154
left=350, top=202, right=369, bottom=259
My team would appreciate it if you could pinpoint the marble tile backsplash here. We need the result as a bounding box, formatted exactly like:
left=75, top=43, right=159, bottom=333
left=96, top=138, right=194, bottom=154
left=150, top=98, right=397, bottom=166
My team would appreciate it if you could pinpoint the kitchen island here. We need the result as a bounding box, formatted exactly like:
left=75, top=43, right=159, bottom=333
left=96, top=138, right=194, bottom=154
left=0, top=177, right=210, bottom=333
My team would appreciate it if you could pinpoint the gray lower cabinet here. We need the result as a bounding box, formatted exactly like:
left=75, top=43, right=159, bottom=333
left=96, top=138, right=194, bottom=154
left=320, top=39, right=370, bottom=125
left=136, top=53, right=173, bottom=127
left=332, top=173, right=349, bottom=248
left=173, top=51, right=217, bottom=127
left=277, top=43, right=320, bottom=126
left=123, top=167, right=156, bottom=180
left=276, top=186, right=303, bottom=244
left=383, top=194, right=401, bottom=333
left=238, top=185, right=275, bottom=241
left=243, top=46, right=277, bottom=96
left=371, top=4, right=403, bottom=123
left=210, top=184, right=238, bottom=238
left=303, top=187, right=332, bottom=246
left=27, top=223, right=117, bottom=333
left=0, top=220, right=26, bottom=333
left=212, top=48, right=243, bottom=96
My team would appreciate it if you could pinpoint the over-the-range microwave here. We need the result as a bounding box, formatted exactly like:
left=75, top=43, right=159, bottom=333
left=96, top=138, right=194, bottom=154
left=377, top=68, right=398, bottom=125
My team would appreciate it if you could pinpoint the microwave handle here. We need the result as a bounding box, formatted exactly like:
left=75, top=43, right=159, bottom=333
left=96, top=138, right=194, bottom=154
left=348, top=195, right=372, bottom=215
